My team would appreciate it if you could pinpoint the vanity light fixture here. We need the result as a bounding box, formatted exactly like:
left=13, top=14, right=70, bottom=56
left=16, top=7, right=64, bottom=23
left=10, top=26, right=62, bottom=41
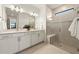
left=30, top=12, right=38, bottom=16
left=30, top=7, right=38, bottom=17
left=10, top=5, right=24, bottom=13
left=33, top=13, right=38, bottom=16
left=10, top=5, right=15, bottom=10
left=15, top=6, right=19, bottom=12
left=10, top=5, right=38, bottom=16
left=20, top=8, right=24, bottom=13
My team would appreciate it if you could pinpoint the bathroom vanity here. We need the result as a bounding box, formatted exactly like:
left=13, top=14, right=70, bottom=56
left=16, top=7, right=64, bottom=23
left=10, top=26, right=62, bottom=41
left=0, top=5, right=46, bottom=54
left=0, top=30, right=45, bottom=53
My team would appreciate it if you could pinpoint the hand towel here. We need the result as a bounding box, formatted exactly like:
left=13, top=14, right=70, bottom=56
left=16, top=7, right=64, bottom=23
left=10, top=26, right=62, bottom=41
left=68, top=17, right=79, bottom=40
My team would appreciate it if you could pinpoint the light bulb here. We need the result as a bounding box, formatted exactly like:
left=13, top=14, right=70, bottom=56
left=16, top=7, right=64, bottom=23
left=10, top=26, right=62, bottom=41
left=20, top=8, right=24, bottom=13
left=30, top=12, right=33, bottom=16
left=30, top=12, right=38, bottom=16
left=10, top=5, right=15, bottom=10
left=15, top=6, right=19, bottom=12
left=33, top=13, right=38, bottom=16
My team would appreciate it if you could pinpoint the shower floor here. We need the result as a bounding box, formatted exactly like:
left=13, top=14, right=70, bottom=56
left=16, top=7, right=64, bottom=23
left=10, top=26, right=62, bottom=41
left=51, top=42, right=79, bottom=54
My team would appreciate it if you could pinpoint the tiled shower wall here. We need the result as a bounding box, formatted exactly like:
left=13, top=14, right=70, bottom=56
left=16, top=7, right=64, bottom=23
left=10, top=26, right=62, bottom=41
left=46, top=4, right=79, bottom=48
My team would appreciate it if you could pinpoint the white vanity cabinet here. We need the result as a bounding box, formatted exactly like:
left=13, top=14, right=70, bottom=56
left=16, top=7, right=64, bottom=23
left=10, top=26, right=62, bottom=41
left=38, top=30, right=45, bottom=42
left=0, top=34, right=18, bottom=54
left=7, top=34, right=18, bottom=53
left=31, top=31, right=39, bottom=45
left=0, top=30, right=45, bottom=53
left=19, top=32, right=31, bottom=51
left=31, top=30, right=45, bottom=46
left=18, top=30, right=45, bottom=51
left=0, top=35, right=9, bottom=53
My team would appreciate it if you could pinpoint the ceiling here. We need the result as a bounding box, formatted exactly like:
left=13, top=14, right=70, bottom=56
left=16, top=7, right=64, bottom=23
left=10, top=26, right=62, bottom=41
left=47, top=4, right=63, bottom=10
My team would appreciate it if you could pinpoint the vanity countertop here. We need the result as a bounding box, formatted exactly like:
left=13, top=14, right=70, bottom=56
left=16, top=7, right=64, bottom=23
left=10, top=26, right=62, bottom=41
left=0, top=29, right=44, bottom=35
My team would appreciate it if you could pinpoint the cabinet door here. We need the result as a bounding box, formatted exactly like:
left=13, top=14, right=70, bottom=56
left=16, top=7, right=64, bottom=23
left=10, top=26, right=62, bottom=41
left=0, top=34, right=18, bottom=54
left=7, top=34, right=18, bottom=53
left=31, top=31, right=39, bottom=45
left=38, top=30, right=45, bottom=42
left=0, top=35, right=9, bottom=54
left=19, top=33, right=31, bottom=51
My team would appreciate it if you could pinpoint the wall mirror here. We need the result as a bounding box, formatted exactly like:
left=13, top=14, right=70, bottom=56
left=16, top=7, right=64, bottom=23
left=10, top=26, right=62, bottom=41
left=6, top=7, right=18, bottom=29
left=5, top=4, right=37, bottom=30
left=18, top=12, right=35, bottom=30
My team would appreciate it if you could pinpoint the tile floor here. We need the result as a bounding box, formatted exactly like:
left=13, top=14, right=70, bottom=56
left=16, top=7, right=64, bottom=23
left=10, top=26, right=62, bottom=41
left=19, top=43, right=70, bottom=54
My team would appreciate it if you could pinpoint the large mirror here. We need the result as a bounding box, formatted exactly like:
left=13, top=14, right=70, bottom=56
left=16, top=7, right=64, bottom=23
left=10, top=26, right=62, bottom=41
left=6, top=7, right=18, bottom=29
left=18, top=12, right=35, bottom=30
left=5, top=5, right=37, bottom=30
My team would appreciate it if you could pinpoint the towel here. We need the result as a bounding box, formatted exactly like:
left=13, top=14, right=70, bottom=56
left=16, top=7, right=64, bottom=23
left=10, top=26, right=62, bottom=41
left=68, top=17, right=79, bottom=40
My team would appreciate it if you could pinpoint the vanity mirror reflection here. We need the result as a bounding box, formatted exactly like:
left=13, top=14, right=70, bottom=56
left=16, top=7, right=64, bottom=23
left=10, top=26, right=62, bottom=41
left=5, top=5, right=36, bottom=30
left=18, top=12, right=35, bottom=30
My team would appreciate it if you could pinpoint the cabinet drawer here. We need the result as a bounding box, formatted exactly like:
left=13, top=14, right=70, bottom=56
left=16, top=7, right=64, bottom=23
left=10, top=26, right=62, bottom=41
left=12, top=33, right=25, bottom=37
left=0, top=34, right=12, bottom=40
left=0, top=34, right=18, bottom=53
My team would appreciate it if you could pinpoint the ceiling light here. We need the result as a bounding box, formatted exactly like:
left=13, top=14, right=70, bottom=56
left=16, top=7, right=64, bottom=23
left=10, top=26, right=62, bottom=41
left=30, top=12, right=38, bottom=16
left=47, top=16, right=53, bottom=21
left=48, top=18, right=52, bottom=20
left=61, top=6, right=67, bottom=11
left=47, top=15, right=52, bottom=18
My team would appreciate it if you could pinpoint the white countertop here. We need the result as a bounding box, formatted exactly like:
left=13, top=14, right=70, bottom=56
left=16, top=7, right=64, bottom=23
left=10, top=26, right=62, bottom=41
left=0, top=29, right=44, bottom=35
